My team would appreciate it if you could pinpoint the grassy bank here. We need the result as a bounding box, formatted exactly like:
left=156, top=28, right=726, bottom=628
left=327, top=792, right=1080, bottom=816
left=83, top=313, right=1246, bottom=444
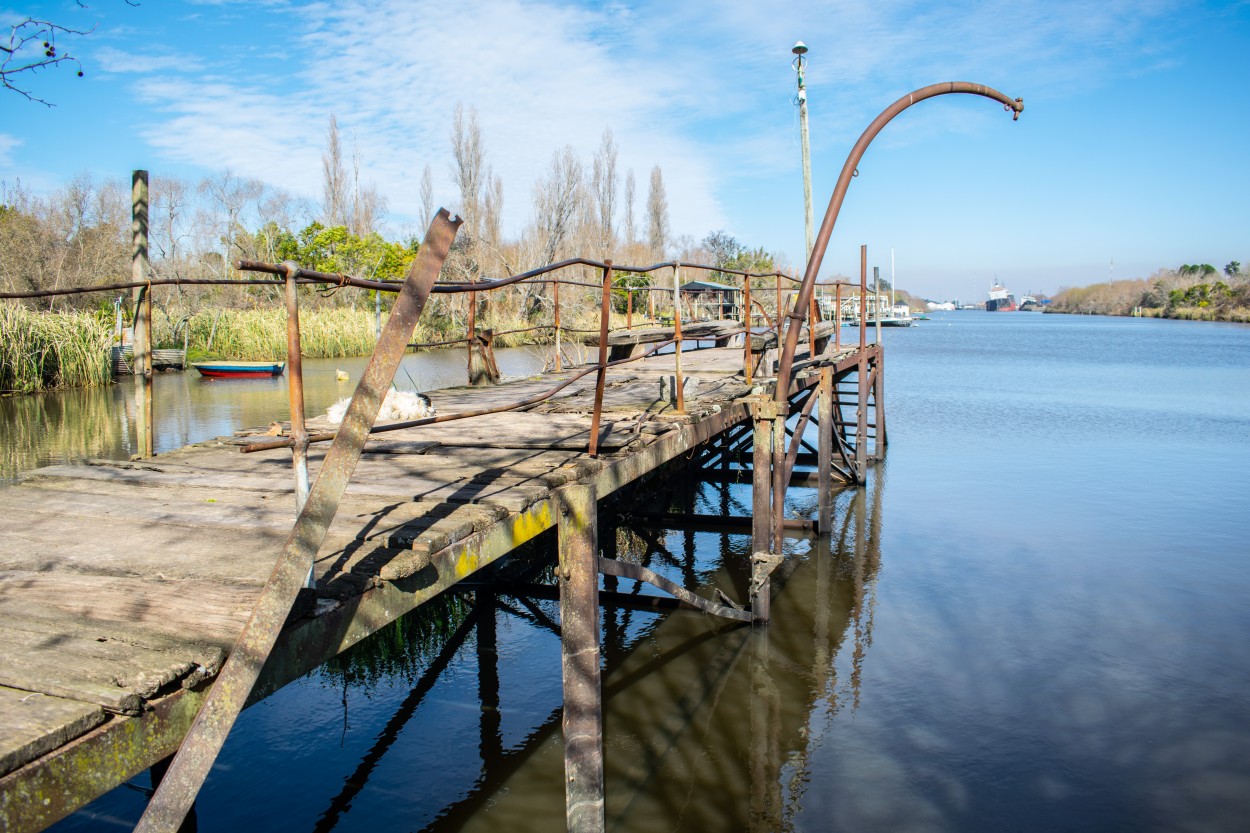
left=1137, top=306, right=1250, bottom=323
left=0, top=303, right=113, bottom=393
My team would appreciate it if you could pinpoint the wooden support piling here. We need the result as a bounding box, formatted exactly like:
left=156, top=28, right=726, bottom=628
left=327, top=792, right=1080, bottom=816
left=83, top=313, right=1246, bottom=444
left=818, top=367, right=834, bottom=533
left=750, top=399, right=773, bottom=556
left=557, top=484, right=605, bottom=833
left=131, top=170, right=154, bottom=457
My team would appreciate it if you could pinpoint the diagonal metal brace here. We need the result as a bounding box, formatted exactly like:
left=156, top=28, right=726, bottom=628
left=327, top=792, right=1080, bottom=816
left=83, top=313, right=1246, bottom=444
left=134, top=209, right=462, bottom=832
left=599, top=557, right=752, bottom=623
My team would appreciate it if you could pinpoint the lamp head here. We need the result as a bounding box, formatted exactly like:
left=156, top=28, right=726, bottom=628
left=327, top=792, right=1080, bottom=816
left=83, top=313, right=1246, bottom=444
left=792, top=41, right=808, bottom=56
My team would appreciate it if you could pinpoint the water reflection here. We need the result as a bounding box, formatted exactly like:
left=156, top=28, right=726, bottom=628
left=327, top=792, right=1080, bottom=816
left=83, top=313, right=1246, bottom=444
left=264, top=470, right=885, bottom=833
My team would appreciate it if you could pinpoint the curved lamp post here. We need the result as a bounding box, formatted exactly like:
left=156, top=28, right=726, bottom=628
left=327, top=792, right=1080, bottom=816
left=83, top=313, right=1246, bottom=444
left=774, top=81, right=1024, bottom=401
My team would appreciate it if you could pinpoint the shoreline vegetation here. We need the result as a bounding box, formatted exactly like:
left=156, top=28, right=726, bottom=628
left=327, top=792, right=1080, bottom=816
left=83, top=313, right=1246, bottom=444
left=1, top=299, right=611, bottom=394
left=1045, top=263, right=1250, bottom=322
left=0, top=303, right=112, bottom=393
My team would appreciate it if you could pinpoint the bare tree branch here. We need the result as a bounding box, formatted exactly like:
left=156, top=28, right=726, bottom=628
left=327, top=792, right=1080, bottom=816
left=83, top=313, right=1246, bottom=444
left=2, top=17, right=93, bottom=106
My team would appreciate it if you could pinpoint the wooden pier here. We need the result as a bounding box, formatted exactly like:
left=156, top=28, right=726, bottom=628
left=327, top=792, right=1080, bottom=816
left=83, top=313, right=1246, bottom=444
left=0, top=205, right=891, bottom=832
left=0, top=328, right=881, bottom=831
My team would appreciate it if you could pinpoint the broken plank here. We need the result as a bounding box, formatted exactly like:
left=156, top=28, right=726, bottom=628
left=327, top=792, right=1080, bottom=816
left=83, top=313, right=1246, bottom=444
left=0, top=687, right=106, bottom=777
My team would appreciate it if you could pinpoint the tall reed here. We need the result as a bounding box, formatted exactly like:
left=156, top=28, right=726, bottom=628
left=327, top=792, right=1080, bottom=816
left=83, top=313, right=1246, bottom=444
left=0, top=303, right=112, bottom=393
left=176, top=308, right=380, bottom=360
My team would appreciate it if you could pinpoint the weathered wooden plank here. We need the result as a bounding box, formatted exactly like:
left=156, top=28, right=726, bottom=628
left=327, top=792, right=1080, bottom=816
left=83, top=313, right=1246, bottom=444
left=586, top=320, right=740, bottom=346
left=0, top=619, right=223, bottom=714
left=0, top=687, right=106, bottom=778
left=0, top=571, right=259, bottom=649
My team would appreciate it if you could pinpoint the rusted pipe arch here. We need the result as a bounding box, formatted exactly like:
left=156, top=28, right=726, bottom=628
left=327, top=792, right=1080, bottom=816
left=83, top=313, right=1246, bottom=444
left=774, top=82, right=1024, bottom=401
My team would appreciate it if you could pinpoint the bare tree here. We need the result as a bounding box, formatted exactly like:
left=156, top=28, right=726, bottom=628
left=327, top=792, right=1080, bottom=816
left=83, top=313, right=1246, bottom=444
left=420, top=164, right=434, bottom=228
left=150, top=176, right=194, bottom=278
left=532, top=146, right=584, bottom=266
left=348, top=133, right=385, bottom=237
left=198, top=170, right=263, bottom=280
left=646, top=165, right=669, bottom=258
left=450, top=103, right=485, bottom=239
left=321, top=114, right=348, bottom=228
left=591, top=128, right=618, bottom=256
left=481, top=170, right=505, bottom=269
left=623, top=168, right=636, bottom=245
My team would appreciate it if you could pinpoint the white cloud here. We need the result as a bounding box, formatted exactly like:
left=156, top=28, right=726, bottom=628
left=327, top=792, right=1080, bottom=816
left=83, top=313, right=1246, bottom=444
left=94, top=47, right=204, bottom=75
left=0, top=134, right=21, bottom=167
left=130, top=0, right=729, bottom=238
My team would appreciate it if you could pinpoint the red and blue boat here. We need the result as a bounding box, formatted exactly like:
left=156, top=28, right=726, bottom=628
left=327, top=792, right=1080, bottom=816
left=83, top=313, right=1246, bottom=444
left=191, top=361, right=286, bottom=379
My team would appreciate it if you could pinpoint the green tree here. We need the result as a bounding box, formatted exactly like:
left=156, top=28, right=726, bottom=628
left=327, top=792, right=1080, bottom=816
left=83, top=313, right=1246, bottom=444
left=1225, top=261, right=1241, bottom=277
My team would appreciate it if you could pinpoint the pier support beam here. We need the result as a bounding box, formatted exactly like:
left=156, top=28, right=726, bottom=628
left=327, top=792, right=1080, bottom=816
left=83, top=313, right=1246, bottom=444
left=558, top=484, right=605, bottom=833
left=750, top=399, right=774, bottom=556
left=818, top=367, right=834, bottom=533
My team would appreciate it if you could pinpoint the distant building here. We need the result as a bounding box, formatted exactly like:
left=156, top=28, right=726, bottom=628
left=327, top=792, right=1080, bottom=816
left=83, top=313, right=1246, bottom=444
left=926, top=301, right=956, bottom=311
left=679, top=280, right=742, bottom=321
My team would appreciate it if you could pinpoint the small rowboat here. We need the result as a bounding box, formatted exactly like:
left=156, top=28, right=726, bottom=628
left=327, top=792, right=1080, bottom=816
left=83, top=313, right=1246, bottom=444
left=192, top=361, right=286, bottom=379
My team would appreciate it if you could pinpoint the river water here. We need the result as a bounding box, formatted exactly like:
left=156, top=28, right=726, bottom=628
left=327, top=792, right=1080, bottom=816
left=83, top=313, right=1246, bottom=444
left=20, top=312, right=1250, bottom=832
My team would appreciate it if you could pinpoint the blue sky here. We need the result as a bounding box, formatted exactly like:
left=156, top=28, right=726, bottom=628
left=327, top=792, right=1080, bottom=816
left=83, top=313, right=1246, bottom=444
left=2, top=0, right=1248, bottom=301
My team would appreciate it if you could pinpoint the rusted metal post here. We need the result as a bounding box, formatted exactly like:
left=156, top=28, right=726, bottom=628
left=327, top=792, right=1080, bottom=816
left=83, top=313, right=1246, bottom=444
left=672, top=262, right=685, bottom=414
left=808, top=291, right=818, bottom=356
left=553, top=278, right=562, bottom=372
left=558, top=484, right=605, bottom=833
left=818, top=367, right=834, bottom=533
left=858, top=248, right=867, bottom=351
left=467, top=287, right=477, bottom=382
left=648, top=283, right=655, bottom=323
left=742, top=275, right=753, bottom=384
left=834, top=283, right=842, bottom=351
left=857, top=248, right=868, bottom=481
left=133, top=210, right=462, bottom=833
left=775, top=273, right=782, bottom=327
left=131, top=170, right=154, bottom=457
left=282, top=262, right=310, bottom=522
left=874, top=266, right=882, bottom=345
left=588, top=262, right=613, bottom=458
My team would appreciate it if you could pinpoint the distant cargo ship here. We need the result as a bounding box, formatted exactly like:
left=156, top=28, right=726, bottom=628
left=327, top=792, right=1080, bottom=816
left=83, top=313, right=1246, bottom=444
left=986, top=282, right=1017, bottom=312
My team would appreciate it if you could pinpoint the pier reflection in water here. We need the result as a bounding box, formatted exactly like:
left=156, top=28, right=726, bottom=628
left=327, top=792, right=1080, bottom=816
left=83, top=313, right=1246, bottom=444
left=321, top=472, right=884, bottom=833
